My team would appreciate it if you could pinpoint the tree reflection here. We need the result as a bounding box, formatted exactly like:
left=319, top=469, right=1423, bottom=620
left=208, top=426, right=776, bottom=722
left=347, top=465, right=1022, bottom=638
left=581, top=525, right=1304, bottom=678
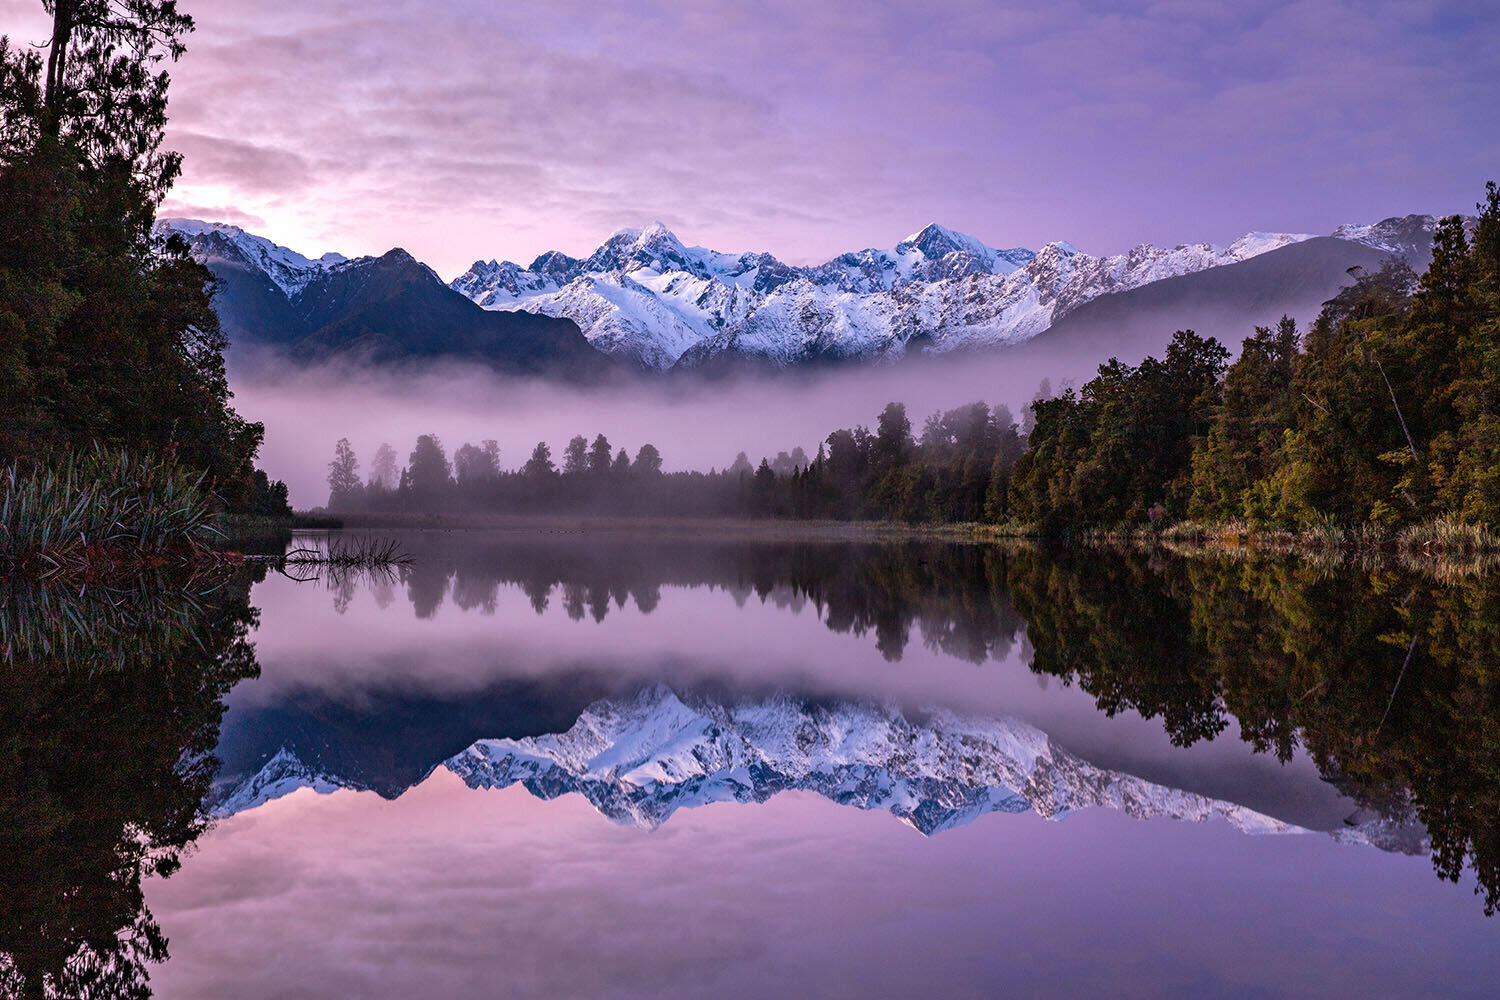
left=360, top=533, right=1029, bottom=666
left=1008, top=547, right=1500, bottom=915
left=278, top=530, right=1500, bottom=914
left=0, top=571, right=261, bottom=998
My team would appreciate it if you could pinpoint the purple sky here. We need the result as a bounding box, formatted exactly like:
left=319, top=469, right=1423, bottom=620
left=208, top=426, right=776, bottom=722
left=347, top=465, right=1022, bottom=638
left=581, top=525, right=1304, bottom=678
left=4, top=0, right=1497, bottom=276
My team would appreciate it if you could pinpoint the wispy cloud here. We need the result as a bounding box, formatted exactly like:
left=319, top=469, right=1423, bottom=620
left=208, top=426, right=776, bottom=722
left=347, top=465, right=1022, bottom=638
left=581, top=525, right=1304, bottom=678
left=6, top=0, right=1496, bottom=274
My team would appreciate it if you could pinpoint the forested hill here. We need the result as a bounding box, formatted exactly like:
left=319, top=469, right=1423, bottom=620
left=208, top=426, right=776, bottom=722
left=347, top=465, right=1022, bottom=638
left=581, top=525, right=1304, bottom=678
left=1009, top=193, right=1500, bottom=539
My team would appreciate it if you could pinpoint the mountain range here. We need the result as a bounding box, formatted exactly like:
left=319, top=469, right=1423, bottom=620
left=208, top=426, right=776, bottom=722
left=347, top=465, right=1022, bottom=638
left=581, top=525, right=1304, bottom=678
left=213, top=684, right=1425, bottom=856
left=161, top=214, right=1453, bottom=375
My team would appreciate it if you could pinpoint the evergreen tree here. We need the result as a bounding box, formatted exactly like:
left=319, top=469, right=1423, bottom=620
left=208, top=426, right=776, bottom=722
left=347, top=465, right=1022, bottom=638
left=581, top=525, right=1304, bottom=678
left=523, top=441, right=556, bottom=479
left=1189, top=317, right=1300, bottom=520
left=326, top=437, right=361, bottom=509
left=407, top=434, right=452, bottom=507
left=454, top=440, right=500, bottom=488
left=588, top=434, right=612, bottom=475
left=633, top=443, right=663, bottom=477
left=562, top=435, right=589, bottom=477
left=367, top=443, right=398, bottom=490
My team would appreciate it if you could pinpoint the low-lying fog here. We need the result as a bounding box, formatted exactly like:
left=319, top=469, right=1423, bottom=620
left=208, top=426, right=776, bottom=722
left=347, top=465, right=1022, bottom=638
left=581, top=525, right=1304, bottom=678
left=235, top=301, right=1310, bottom=507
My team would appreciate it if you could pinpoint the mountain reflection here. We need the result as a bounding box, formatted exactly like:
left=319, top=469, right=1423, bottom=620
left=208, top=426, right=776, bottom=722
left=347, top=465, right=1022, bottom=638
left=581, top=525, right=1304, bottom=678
left=0, top=572, right=262, bottom=1000
left=257, top=533, right=1499, bottom=914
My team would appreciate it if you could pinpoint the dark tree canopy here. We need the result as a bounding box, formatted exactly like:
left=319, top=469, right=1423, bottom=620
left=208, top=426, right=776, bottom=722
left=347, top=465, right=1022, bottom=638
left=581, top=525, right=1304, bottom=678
left=0, top=1, right=282, bottom=511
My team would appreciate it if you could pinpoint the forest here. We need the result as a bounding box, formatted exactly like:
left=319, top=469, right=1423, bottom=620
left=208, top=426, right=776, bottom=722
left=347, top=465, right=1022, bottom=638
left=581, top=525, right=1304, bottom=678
left=1011, top=196, right=1500, bottom=539
left=322, top=399, right=1026, bottom=521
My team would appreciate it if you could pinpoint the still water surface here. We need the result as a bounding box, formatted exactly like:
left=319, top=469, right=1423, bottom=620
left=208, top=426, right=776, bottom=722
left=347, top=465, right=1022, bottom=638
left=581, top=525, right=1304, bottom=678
left=4, top=529, right=1497, bottom=997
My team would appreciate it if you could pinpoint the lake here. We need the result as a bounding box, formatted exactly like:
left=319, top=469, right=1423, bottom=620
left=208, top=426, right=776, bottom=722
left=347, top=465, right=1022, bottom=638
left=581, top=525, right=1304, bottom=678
left=3, top=527, right=1497, bottom=998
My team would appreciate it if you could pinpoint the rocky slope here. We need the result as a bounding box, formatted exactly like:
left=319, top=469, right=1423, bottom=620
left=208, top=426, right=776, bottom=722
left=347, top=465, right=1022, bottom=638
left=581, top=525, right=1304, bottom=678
left=450, top=215, right=1460, bottom=371
left=158, top=219, right=606, bottom=377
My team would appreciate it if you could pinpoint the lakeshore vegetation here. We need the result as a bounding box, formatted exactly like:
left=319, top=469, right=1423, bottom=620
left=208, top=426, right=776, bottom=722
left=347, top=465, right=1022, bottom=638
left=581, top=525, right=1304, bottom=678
left=0, top=1, right=289, bottom=569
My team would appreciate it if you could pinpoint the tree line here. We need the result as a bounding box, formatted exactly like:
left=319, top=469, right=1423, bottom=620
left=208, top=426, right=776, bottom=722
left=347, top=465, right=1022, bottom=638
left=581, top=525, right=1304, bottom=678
left=323, top=400, right=1027, bottom=520
left=1010, top=185, right=1500, bottom=536
left=324, top=182, right=1498, bottom=535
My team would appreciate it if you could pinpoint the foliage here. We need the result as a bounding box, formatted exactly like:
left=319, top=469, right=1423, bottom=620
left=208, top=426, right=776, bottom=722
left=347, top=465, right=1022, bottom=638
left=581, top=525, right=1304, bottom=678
left=0, top=567, right=261, bottom=998
left=1008, top=330, right=1229, bottom=530
left=0, top=2, right=284, bottom=510
left=0, top=447, right=222, bottom=574
left=1011, top=181, right=1500, bottom=537
left=322, top=401, right=1025, bottom=522
left=1007, top=546, right=1500, bottom=914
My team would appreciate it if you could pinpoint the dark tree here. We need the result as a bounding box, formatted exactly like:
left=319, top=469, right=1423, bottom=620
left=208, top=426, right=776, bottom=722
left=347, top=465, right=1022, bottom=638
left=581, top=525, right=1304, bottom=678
left=633, top=443, right=663, bottom=477
left=523, top=441, right=556, bottom=479
left=588, top=434, right=612, bottom=476
left=562, top=435, right=589, bottom=477
left=407, top=434, right=452, bottom=507
left=326, top=437, right=361, bottom=509
left=0, top=0, right=278, bottom=508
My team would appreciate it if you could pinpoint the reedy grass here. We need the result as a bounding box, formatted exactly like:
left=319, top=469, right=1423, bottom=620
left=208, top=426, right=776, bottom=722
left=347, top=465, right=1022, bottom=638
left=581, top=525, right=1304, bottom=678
left=0, top=571, right=233, bottom=671
left=0, top=448, right=224, bottom=577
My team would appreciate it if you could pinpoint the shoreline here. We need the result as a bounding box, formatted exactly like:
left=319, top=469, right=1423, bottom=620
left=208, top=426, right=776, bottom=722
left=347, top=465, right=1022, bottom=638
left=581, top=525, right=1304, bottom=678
left=291, top=511, right=1496, bottom=573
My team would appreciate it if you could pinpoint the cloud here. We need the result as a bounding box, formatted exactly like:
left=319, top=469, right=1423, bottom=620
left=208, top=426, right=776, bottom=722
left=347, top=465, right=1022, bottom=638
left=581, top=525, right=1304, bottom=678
left=62, top=0, right=1491, bottom=273
left=158, top=199, right=267, bottom=229
left=169, top=131, right=314, bottom=193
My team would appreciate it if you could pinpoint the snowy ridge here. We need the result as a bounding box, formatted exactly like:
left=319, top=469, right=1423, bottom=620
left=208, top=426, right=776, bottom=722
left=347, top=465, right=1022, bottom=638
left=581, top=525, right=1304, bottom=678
left=158, top=219, right=347, bottom=296
left=162, top=213, right=1448, bottom=372
left=213, top=687, right=1311, bottom=840
left=452, top=223, right=1319, bottom=370
left=1329, top=214, right=1465, bottom=259
left=442, top=686, right=1303, bottom=834
left=213, top=747, right=356, bottom=817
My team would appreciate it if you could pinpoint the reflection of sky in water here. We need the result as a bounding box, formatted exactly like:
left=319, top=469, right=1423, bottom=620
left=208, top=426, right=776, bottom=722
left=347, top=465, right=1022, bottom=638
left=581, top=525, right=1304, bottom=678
left=151, top=777, right=1497, bottom=999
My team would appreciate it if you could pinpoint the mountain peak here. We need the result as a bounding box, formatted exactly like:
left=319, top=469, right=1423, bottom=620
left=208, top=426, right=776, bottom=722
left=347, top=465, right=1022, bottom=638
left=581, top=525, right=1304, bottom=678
left=638, top=220, right=678, bottom=242
left=898, top=222, right=992, bottom=258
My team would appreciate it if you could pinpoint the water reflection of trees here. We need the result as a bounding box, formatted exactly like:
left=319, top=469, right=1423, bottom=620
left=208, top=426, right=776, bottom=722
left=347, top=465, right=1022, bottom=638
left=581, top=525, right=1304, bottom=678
left=1007, top=548, right=1500, bottom=916
left=312, top=532, right=1499, bottom=913
left=363, top=534, right=1028, bottom=665
left=0, top=572, right=261, bottom=999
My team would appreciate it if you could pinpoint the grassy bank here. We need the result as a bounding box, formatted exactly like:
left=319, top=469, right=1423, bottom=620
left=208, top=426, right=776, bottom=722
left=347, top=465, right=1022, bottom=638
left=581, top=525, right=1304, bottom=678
left=1086, top=515, right=1500, bottom=555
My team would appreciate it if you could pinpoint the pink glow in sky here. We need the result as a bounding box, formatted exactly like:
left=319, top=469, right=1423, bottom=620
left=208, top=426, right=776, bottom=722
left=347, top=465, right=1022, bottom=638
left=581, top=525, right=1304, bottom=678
left=2, top=0, right=1496, bottom=276
left=146, top=777, right=1500, bottom=998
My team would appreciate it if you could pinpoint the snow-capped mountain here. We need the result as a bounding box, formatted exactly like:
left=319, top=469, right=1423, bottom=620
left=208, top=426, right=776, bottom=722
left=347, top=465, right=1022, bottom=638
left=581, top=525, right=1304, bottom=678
left=215, top=685, right=1321, bottom=841
left=160, top=218, right=350, bottom=295
left=1330, top=214, right=1466, bottom=260
left=161, top=214, right=1455, bottom=375
left=442, top=686, right=1302, bottom=835
left=450, top=219, right=1455, bottom=370
left=157, top=219, right=605, bottom=375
